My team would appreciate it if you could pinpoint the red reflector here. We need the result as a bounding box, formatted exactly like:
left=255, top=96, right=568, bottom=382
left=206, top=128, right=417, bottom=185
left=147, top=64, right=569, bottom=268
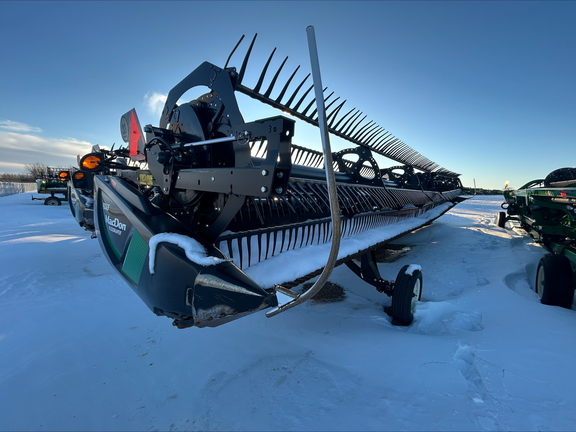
left=560, top=191, right=567, bottom=197
left=130, top=111, right=142, bottom=156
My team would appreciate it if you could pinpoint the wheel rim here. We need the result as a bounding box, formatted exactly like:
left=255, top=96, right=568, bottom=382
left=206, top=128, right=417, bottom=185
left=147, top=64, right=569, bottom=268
left=46, top=200, right=58, bottom=206
left=536, top=266, right=545, bottom=298
left=411, top=278, right=422, bottom=313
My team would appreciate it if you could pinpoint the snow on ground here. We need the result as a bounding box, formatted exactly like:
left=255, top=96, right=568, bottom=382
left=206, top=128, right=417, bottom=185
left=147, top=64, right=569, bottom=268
left=0, top=193, right=575, bottom=431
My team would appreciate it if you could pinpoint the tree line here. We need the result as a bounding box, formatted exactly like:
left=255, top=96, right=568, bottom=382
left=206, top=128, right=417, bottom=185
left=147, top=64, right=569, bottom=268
left=0, top=163, right=61, bottom=182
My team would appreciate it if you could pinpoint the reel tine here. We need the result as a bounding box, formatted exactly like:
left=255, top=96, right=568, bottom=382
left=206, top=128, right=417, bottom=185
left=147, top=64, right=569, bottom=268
left=253, top=47, right=277, bottom=94
left=225, top=34, right=245, bottom=70
left=263, top=56, right=289, bottom=98
left=275, top=65, right=301, bottom=104
left=285, top=73, right=310, bottom=108
left=345, top=114, right=367, bottom=137
left=238, top=34, right=258, bottom=86
left=292, top=84, right=315, bottom=112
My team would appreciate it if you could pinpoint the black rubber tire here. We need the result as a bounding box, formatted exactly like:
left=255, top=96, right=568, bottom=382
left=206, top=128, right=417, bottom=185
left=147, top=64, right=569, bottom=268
left=391, top=264, right=423, bottom=326
left=497, top=211, right=507, bottom=228
left=535, top=254, right=574, bottom=308
left=44, top=196, right=61, bottom=206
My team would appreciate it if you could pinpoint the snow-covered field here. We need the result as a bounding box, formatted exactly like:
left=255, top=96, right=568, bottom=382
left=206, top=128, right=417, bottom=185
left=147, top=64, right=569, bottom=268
left=0, top=193, right=574, bottom=431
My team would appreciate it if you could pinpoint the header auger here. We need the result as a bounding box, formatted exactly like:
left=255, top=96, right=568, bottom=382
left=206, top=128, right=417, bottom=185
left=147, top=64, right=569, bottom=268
left=67, top=28, right=465, bottom=329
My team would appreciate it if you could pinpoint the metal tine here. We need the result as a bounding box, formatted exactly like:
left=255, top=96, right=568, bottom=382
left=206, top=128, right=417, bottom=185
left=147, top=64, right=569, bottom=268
left=278, top=229, right=285, bottom=254
left=398, top=146, right=414, bottom=161
left=368, top=130, right=389, bottom=152
left=301, top=86, right=328, bottom=117
left=355, top=122, right=379, bottom=142
left=224, top=34, right=245, bottom=70
left=236, top=237, right=243, bottom=269
left=287, top=228, right=293, bottom=251
left=397, top=146, right=414, bottom=162
left=290, top=182, right=314, bottom=212
left=263, top=56, right=289, bottom=98
left=345, top=114, right=368, bottom=137
left=407, top=152, right=421, bottom=165
left=366, top=128, right=386, bottom=146
left=253, top=47, right=277, bottom=94
left=389, top=143, right=407, bottom=159
left=310, top=152, right=324, bottom=168
left=238, top=34, right=258, bottom=86
left=256, top=138, right=266, bottom=157
left=285, top=73, right=310, bottom=108
left=404, top=153, right=418, bottom=166
left=379, top=137, right=400, bottom=153
left=295, top=181, right=323, bottom=213
left=293, top=147, right=306, bottom=165
left=372, top=132, right=392, bottom=150
left=388, top=142, right=407, bottom=159
left=373, top=133, right=393, bottom=150
left=281, top=193, right=299, bottom=215
left=291, top=147, right=303, bottom=164
left=337, top=110, right=362, bottom=134
left=331, top=107, right=355, bottom=131
left=310, top=92, right=337, bottom=120
left=383, top=139, right=403, bottom=156
left=352, top=121, right=375, bottom=141
left=327, top=100, right=347, bottom=128
left=298, top=186, right=318, bottom=213
left=363, top=126, right=384, bottom=144
left=292, top=84, right=314, bottom=112
left=226, top=239, right=234, bottom=260
left=275, top=65, right=300, bottom=103
left=312, top=94, right=339, bottom=121
left=246, top=234, right=252, bottom=267
left=349, top=186, right=370, bottom=211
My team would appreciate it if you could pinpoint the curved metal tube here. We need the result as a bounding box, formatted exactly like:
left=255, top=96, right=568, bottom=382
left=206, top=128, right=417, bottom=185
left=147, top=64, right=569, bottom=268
left=266, top=26, right=341, bottom=318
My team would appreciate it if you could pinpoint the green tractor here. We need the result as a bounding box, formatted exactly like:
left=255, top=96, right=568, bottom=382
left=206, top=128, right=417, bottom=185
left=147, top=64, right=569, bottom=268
left=499, top=167, right=576, bottom=309
left=31, top=167, right=69, bottom=206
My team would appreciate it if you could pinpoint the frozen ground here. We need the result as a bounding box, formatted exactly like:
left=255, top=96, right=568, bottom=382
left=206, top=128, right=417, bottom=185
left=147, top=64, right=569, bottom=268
left=0, top=193, right=574, bottom=431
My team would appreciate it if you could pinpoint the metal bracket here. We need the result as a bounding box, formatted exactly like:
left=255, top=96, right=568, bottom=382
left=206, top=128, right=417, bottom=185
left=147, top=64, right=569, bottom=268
left=344, top=251, right=393, bottom=296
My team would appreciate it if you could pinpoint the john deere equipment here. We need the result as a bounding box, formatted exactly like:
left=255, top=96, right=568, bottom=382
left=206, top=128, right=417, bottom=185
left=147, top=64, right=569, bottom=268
left=499, top=167, right=576, bottom=308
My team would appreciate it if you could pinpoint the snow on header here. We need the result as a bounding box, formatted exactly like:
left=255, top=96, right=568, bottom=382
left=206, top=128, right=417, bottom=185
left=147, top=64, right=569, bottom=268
left=148, top=233, right=229, bottom=274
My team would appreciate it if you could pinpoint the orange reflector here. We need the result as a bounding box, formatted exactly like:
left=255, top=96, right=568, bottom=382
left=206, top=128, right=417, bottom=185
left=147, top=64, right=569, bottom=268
left=59, top=171, right=69, bottom=180
left=73, top=171, right=85, bottom=180
left=80, top=154, right=103, bottom=171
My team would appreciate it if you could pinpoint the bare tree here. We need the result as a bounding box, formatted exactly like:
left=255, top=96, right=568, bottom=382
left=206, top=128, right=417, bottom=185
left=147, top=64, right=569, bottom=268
left=24, top=163, right=49, bottom=179
left=0, top=173, right=34, bottom=182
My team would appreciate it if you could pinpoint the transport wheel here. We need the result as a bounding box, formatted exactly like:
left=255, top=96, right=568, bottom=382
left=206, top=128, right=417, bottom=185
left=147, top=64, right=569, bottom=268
left=44, top=197, right=61, bottom=206
left=535, top=254, right=574, bottom=308
left=391, top=264, right=423, bottom=326
left=497, top=211, right=506, bottom=228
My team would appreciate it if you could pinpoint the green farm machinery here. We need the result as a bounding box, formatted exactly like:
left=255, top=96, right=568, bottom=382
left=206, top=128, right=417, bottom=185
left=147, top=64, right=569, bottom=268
left=499, top=167, right=576, bottom=308
left=31, top=167, right=69, bottom=206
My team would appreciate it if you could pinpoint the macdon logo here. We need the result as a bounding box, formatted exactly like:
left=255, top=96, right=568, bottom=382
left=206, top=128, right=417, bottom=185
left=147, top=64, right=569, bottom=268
left=105, top=214, right=127, bottom=236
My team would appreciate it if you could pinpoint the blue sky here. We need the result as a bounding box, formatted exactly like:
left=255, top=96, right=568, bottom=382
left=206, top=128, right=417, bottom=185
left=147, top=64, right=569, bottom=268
left=0, top=1, right=574, bottom=189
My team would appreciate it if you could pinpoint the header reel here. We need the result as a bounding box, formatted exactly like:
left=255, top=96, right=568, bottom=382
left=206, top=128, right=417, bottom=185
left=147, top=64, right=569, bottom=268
left=68, top=29, right=464, bottom=329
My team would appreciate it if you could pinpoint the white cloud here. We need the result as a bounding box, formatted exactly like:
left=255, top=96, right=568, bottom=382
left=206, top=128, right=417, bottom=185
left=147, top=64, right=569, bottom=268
left=144, top=92, right=167, bottom=117
left=0, top=131, right=94, bottom=173
left=0, top=119, right=42, bottom=133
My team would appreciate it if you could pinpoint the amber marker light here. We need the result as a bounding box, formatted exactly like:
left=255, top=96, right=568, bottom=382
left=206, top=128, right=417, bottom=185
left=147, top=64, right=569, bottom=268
left=80, top=154, right=103, bottom=171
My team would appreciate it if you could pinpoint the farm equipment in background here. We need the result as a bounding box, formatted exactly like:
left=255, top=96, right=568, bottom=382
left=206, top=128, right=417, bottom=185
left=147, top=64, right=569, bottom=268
left=68, top=28, right=465, bottom=329
left=31, top=167, right=70, bottom=205
left=498, top=167, right=576, bottom=308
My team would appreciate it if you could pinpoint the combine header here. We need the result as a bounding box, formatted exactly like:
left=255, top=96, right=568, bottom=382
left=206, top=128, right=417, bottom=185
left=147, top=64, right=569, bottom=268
left=68, top=28, right=464, bottom=328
